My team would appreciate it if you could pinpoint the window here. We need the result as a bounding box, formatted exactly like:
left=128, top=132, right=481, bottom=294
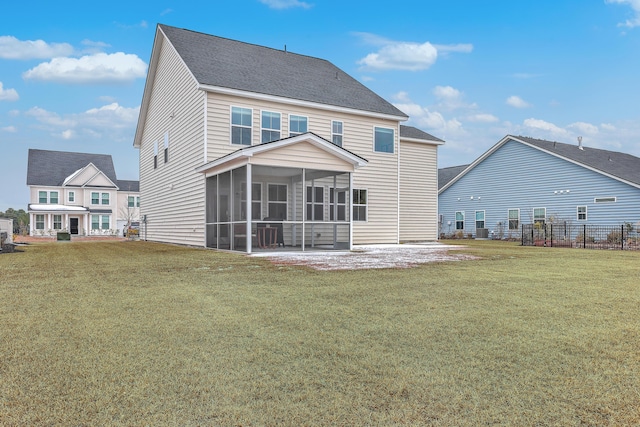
left=352, top=189, right=367, bottom=221
left=577, top=206, right=587, bottom=221
left=128, top=196, right=135, bottom=208
left=261, top=111, right=281, bottom=143
left=241, top=183, right=262, bottom=220
left=231, top=107, right=252, bottom=145
left=289, top=115, right=308, bottom=137
left=35, top=214, right=45, bottom=230
left=101, top=193, right=109, bottom=205
left=53, top=215, right=62, bottom=230
left=455, top=211, right=464, bottom=230
left=330, top=188, right=347, bottom=221
left=49, top=191, right=58, bottom=204
left=331, top=121, right=343, bottom=147
left=594, top=197, right=616, bottom=203
left=374, top=127, right=394, bottom=153
left=533, top=207, right=546, bottom=225
left=153, top=140, right=158, bottom=169
left=164, top=132, right=169, bottom=163
left=306, top=186, right=324, bottom=221
left=91, top=215, right=110, bottom=230
left=267, top=184, right=287, bottom=219
left=39, top=191, right=47, bottom=204
left=508, top=209, right=520, bottom=230
left=475, top=211, right=485, bottom=229
left=68, top=191, right=75, bottom=203
left=91, top=192, right=99, bottom=205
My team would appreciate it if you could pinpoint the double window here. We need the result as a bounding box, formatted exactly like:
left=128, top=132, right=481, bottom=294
left=332, top=121, right=343, bottom=147
left=508, top=209, right=519, bottom=230
left=38, top=191, right=58, bottom=204
left=267, top=184, right=287, bottom=220
left=352, top=189, right=367, bottom=221
left=374, top=127, right=394, bottom=153
left=289, top=115, right=308, bottom=137
left=91, top=215, right=110, bottom=230
left=261, top=111, right=281, bottom=143
left=128, top=196, right=140, bottom=208
left=231, top=107, right=252, bottom=145
left=455, top=211, right=464, bottom=230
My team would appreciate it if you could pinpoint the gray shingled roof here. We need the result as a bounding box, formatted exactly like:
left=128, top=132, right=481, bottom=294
left=514, top=135, right=640, bottom=187
left=117, top=180, right=140, bottom=192
left=158, top=24, right=408, bottom=118
left=27, top=149, right=117, bottom=187
left=438, top=164, right=469, bottom=189
left=400, top=125, right=444, bottom=142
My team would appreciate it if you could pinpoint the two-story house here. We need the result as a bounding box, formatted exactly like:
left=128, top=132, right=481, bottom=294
left=134, top=24, right=444, bottom=252
left=26, top=149, right=140, bottom=237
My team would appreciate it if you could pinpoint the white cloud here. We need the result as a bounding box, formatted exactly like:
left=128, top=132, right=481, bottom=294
left=465, top=113, right=499, bottom=123
left=523, top=118, right=568, bottom=136
left=506, top=95, right=531, bottom=108
left=568, top=121, right=599, bottom=135
left=81, top=39, right=111, bottom=54
left=433, top=85, right=477, bottom=111
left=0, top=35, right=74, bottom=59
left=356, top=33, right=471, bottom=71
left=601, top=123, right=617, bottom=131
left=24, top=103, right=140, bottom=141
left=22, top=52, right=148, bottom=84
left=0, top=82, right=19, bottom=101
left=259, top=0, right=312, bottom=9
left=606, top=0, right=640, bottom=28
left=1, top=126, right=17, bottom=133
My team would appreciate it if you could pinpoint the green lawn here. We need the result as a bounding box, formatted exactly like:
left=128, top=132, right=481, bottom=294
left=1, top=240, right=639, bottom=426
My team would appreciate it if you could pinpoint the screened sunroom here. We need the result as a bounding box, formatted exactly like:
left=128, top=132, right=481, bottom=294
left=196, top=134, right=367, bottom=253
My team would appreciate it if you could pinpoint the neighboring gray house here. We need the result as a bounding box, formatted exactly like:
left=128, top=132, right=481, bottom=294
left=133, top=24, right=444, bottom=252
left=26, top=149, right=140, bottom=237
left=438, top=135, right=640, bottom=238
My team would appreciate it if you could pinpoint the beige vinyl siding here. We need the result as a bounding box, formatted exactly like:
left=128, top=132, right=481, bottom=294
left=205, top=92, right=400, bottom=244
left=250, top=142, right=353, bottom=171
left=399, top=140, right=439, bottom=242
left=138, top=33, right=205, bottom=246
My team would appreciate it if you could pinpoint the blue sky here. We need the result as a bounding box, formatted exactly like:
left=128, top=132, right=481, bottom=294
left=2, top=0, right=640, bottom=211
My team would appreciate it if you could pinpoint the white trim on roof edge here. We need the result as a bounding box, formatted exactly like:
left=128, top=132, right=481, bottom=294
left=400, top=136, right=445, bottom=146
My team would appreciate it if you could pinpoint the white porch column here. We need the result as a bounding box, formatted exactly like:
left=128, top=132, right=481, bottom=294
left=246, top=163, right=252, bottom=254
left=301, top=168, right=306, bottom=252
left=349, top=172, right=353, bottom=251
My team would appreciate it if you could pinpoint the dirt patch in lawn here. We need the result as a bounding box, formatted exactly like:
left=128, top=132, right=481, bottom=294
left=257, top=243, right=477, bottom=270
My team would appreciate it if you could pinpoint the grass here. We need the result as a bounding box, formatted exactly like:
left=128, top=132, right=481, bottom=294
left=1, top=240, right=639, bottom=426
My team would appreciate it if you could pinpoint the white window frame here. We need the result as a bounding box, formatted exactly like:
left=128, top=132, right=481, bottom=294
left=49, top=191, right=59, bottom=204
left=289, top=114, right=308, bottom=137
left=533, top=207, right=546, bottom=224
left=455, top=211, right=464, bottom=230
left=267, top=183, right=288, bottom=220
left=38, top=191, right=47, bottom=204
left=306, top=185, right=324, bottom=221
left=101, top=192, right=110, bottom=205
left=475, top=210, right=485, bottom=229
left=91, top=192, right=100, bottom=205
left=373, top=126, right=395, bottom=154
left=352, top=188, right=368, bottom=222
left=331, top=120, right=343, bottom=147
left=261, top=110, right=281, bottom=143
left=231, top=106, right=252, bottom=146
left=68, top=191, right=75, bottom=203
left=53, top=215, right=62, bottom=230
left=577, top=206, right=587, bottom=221
left=35, top=214, right=45, bottom=230
left=508, top=208, right=520, bottom=230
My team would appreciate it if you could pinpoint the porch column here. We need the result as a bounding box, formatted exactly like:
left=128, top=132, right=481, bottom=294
left=246, top=163, right=252, bottom=254
left=301, top=168, right=306, bottom=252
left=349, top=172, right=353, bottom=251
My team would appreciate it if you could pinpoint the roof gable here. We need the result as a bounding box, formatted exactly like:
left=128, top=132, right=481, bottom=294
left=439, top=135, right=640, bottom=193
left=27, top=149, right=118, bottom=187
left=157, top=24, right=408, bottom=119
left=400, top=125, right=444, bottom=144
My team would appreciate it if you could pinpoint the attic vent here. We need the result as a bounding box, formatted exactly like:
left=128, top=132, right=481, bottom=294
left=594, top=197, right=616, bottom=203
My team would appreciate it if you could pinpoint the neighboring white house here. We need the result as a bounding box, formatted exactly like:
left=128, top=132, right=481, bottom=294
left=26, top=149, right=140, bottom=237
left=0, top=218, right=13, bottom=244
left=133, top=24, right=444, bottom=252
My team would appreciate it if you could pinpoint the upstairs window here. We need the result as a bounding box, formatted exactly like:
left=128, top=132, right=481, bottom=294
left=128, top=196, right=135, bottom=208
left=68, top=191, right=75, bottom=203
left=374, top=127, right=394, bottom=153
left=164, top=132, right=169, bottom=163
left=101, top=193, right=110, bottom=205
left=49, top=191, right=58, bottom=204
left=231, top=107, right=252, bottom=145
left=39, top=191, right=47, bottom=204
left=261, top=111, right=281, bottom=143
left=153, top=141, right=158, bottom=169
left=332, top=121, right=343, bottom=147
left=577, top=206, right=587, bottom=221
left=91, top=192, right=100, bottom=205
left=289, top=115, right=308, bottom=137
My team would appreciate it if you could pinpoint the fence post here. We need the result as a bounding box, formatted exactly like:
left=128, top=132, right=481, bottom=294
left=622, top=224, right=625, bottom=250
left=583, top=224, right=587, bottom=249
left=550, top=224, right=553, bottom=247
left=521, top=224, right=524, bottom=246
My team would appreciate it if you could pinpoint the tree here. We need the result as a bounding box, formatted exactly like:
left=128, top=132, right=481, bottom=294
left=0, top=208, right=29, bottom=234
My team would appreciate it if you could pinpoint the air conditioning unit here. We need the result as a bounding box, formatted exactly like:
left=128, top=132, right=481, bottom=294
left=476, top=228, right=489, bottom=239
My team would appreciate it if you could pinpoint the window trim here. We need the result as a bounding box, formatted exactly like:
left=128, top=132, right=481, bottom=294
left=267, top=183, right=288, bottom=220
left=35, top=214, right=45, bottom=230
left=475, top=210, right=485, bottom=229
left=331, top=120, right=343, bottom=147
left=533, top=207, right=546, bottom=224
left=577, top=206, right=587, bottom=221
left=261, top=110, right=281, bottom=144
left=508, top=208, right=520, bottom=230
left=230, top=106, right=253, bottom=146
left=38, top=191, right=47, bottom=204
left=53, top=214, right=62, bottom=230
left=91, top=192, right=100, bottom=205
left=68, top=191, right=75, bottom=203
left=289, top=114, right=308, bottom=137
left=373, top=126, right=395, bottom=154
left=306, top=185, right=324, bottom=221
left=101, top=192, right=110, bottom=206
left=455, top=211, right=464, bottom=230
left=352, top=188, right=368, bottom=222
left=594, top=197, right=616, bottom=203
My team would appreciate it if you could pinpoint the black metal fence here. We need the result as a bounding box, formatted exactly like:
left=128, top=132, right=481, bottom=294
left=521, top=223, right=640, bottom=250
